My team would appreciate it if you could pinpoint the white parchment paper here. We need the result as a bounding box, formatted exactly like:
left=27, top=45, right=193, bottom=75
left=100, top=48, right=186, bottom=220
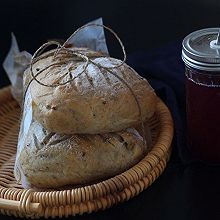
left=3, top=18, right=109, bottom=188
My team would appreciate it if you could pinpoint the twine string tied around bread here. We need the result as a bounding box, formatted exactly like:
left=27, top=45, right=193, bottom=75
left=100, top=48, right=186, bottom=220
left=26, top=24, right=147, bottom=147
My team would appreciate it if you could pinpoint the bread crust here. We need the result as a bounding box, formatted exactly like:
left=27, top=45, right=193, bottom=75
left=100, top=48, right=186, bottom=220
left=29, top=49, right=156, bottom=134
left=18, top=121, right=148, bottom=188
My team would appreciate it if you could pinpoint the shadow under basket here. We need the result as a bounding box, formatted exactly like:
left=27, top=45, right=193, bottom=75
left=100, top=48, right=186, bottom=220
left=0, top=86, right=173, bottom=218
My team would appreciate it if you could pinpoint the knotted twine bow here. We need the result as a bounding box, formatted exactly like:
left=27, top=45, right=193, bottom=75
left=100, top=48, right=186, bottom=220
left=25, top=24, right=147, bottom=146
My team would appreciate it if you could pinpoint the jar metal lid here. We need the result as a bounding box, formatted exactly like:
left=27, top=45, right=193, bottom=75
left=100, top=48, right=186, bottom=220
left=182, top=28, right=220, bottom=71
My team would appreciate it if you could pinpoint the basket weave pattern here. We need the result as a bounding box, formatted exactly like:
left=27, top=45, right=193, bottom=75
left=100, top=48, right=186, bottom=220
left=0, top=87, right=173, bottom=218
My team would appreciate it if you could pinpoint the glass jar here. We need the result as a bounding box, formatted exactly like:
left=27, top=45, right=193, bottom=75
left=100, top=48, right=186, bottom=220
left=182, top=28, right=220, bottom=164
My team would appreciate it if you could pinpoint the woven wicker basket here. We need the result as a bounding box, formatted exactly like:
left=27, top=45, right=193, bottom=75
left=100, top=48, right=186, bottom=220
left=0, top=86, right=173, bottom=218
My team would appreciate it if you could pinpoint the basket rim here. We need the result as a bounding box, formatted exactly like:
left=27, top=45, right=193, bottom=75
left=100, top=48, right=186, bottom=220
left=0, top=86, right=173, bottom=217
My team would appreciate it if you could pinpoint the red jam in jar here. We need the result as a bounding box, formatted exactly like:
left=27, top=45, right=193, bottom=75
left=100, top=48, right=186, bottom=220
left=182, top=28, right=220, bottom=164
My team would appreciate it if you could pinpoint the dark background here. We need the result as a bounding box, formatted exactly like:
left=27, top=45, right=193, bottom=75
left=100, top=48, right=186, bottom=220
left=0, top=1, right=220, bottom=220
left=1, top=0, right=220, bottom=86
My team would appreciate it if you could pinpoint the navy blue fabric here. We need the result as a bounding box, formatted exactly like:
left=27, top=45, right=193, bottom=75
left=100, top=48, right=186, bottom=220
left=127, top=42, right=194, bottom=164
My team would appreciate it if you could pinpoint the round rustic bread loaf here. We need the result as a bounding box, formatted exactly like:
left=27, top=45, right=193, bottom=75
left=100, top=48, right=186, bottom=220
left=17, top=121, right=148, bottom=189
left=29, top=48, right=156, bottom=134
